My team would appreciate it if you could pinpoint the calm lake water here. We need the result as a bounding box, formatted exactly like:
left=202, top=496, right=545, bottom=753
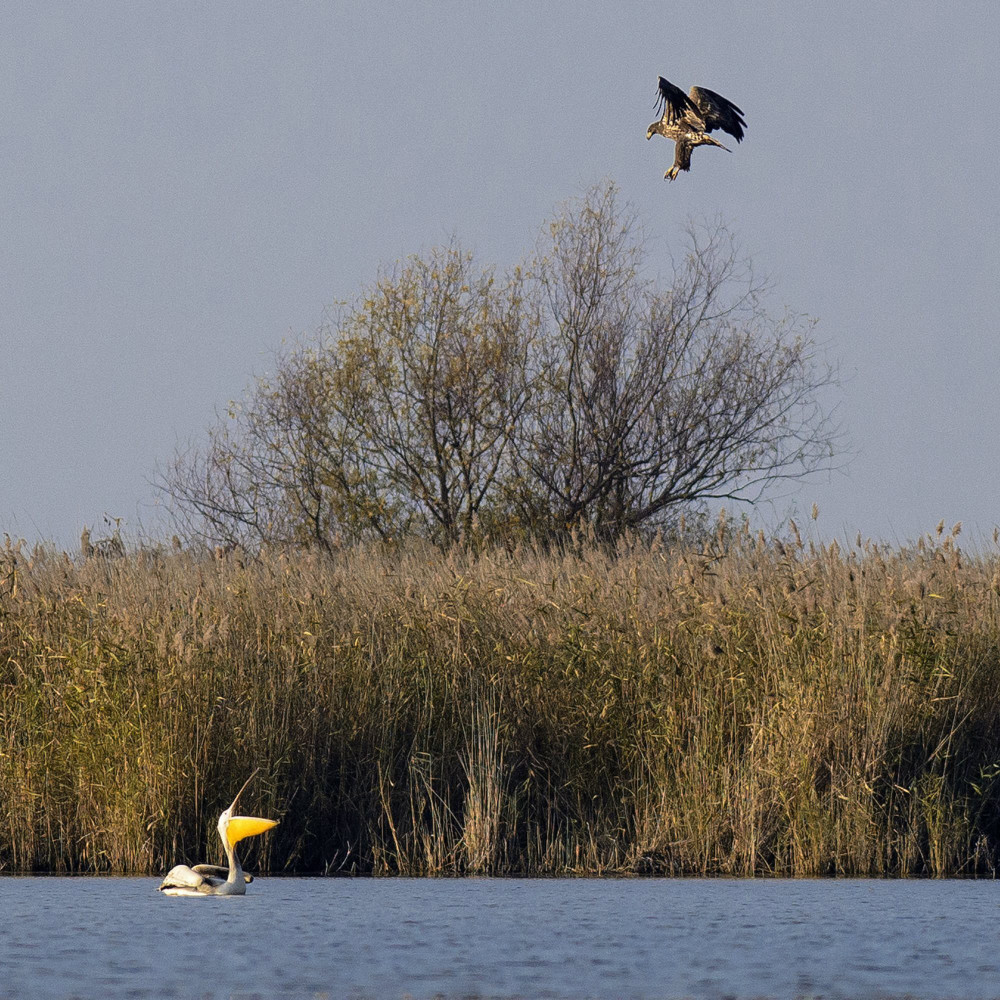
left=1, top=876, right=998, bottom=999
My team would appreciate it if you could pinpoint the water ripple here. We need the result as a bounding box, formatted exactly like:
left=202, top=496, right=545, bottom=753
left=0, top=876, right=997, bottom=999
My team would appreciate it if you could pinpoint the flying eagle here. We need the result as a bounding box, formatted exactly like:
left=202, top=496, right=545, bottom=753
left=646, top=76, right=747, bottom=181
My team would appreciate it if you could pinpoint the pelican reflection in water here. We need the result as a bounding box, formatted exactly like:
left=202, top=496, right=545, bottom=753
left=158, top=772, right=278, bottom=896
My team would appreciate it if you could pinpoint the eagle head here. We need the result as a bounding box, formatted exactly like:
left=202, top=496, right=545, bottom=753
left=645, top=123, right=657, bottom=140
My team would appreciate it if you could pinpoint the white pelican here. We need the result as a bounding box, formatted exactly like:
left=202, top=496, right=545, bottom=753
left=157, top=773, right=278, bottom=896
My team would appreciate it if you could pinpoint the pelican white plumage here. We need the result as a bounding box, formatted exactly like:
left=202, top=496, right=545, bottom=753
left=157, top=772, right=278, bottom=897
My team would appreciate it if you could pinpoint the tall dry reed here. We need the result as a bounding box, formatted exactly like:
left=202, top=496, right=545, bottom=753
left=2, top=522, right=1000, bottom=876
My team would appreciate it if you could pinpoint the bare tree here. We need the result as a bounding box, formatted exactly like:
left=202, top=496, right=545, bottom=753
left=509, top=182, right=838, bottom=539
left=159, top=342, right=400, bottom=550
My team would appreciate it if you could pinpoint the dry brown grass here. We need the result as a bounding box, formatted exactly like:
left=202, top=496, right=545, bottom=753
left=3, top=521, right=1000, bottom=876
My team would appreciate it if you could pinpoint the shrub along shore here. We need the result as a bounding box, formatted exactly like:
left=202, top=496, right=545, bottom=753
left=2, top=522, right=1000, bottom=877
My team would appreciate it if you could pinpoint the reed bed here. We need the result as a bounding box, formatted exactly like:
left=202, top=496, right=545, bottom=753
left=3, top=521, right=1000, bottom=877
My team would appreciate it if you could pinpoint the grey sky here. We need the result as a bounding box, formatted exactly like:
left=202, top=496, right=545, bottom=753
left=3, top=2, right=998, bottom=547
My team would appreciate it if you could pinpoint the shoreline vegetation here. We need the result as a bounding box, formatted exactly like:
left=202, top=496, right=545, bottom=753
left=3, top=521, right=1000, bottom=878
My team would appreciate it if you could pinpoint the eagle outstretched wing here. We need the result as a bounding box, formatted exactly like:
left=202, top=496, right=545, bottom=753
left=654, top=76, right=696, bottom=124
left=688, top=86, right=746, bottom=143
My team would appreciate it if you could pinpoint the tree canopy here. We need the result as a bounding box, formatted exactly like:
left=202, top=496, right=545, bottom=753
left=160, top=182, right=838, bottom=549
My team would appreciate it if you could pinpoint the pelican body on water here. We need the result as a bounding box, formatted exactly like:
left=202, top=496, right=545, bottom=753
left=158, top=773, right=278, bottom=896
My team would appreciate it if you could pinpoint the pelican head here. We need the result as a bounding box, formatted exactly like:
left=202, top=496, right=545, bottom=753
left=218, top=769, right=279, bottom=851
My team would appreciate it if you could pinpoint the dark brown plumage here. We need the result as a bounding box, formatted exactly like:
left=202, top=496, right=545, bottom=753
left=646, top=76, right=747, bottom=181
